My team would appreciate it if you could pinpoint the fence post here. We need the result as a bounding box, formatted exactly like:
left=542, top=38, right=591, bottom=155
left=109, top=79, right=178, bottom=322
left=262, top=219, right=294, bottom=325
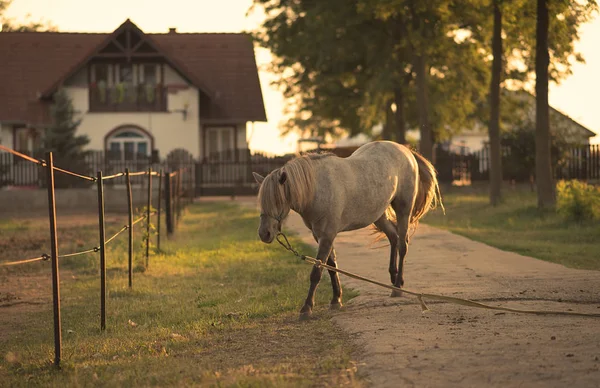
left=176, top=170, right=182, bottom=224
left=46, top=152, right=62, bottom=368
left=157, top=169, right=163, bottom=252
left=146, top=167, right=152, bottom=268
left=125, top=168, right=133, bottom=288
left=96, top=170, right=106, bottom=331
left=165, top=171, right=173, bottom=235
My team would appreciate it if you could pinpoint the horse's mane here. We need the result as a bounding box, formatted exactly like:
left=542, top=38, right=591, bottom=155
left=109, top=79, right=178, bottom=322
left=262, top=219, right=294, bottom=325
left=258, top=154, right=319, bottom=217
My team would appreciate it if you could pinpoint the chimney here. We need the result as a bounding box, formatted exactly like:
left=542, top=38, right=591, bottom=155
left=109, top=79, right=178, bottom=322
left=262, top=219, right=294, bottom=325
left=168, top=27, right=177, bottom=34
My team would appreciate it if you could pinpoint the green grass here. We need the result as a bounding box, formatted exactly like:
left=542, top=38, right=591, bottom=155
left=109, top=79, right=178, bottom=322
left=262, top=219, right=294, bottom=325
left=424, top=185, right=600, bottom=270
left=0, top=202, right=361, bottom=387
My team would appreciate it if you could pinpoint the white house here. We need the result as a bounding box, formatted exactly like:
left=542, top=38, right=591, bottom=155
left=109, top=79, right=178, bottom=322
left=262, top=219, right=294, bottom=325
left=0, top=19, right=267, bottom=164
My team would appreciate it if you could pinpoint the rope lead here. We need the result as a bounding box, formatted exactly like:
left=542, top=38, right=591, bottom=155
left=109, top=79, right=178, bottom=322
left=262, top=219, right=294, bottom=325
left=275, top=233, right=600, bottom=318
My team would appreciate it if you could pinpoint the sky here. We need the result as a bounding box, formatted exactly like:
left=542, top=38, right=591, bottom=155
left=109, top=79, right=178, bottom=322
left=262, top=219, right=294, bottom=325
left=4, top=0, right=599, bottom=153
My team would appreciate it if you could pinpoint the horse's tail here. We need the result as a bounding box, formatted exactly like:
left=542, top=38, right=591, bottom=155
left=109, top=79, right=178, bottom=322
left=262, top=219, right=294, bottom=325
left=410, top=149, right=444, bottom=226
left=370, top=148, right=444, bottom=245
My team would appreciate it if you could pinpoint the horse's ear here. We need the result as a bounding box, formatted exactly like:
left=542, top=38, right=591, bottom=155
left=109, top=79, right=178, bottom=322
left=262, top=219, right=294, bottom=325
left=252, top=172, right=265, bottom=184
left=279, top=171, right=287, bottom=185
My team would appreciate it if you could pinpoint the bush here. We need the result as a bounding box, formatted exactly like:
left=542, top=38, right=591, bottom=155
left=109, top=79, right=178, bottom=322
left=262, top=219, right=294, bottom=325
left=556, top=180, right=600, bottom=222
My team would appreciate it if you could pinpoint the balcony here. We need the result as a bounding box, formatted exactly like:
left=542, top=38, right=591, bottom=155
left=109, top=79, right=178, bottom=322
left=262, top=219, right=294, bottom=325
left=89, top=83, right=167, bottom=112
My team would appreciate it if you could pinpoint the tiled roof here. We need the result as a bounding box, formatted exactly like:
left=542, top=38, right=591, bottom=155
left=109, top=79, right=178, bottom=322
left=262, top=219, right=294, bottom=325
left=0, top=25, right=266, bottom=126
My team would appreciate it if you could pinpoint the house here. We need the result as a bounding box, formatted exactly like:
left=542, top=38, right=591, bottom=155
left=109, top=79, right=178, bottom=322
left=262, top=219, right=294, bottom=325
left=315, top=90, right=596, bottom=155
left=442, top=91, right=597, bottom=153
left=0, top=19, right=267, bottom=164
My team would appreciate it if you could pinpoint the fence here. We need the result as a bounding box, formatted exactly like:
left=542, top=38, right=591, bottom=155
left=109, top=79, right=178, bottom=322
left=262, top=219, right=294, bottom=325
left=0, top=144, right=191, bottom=368
left=434, top=143, right=600, bottom=184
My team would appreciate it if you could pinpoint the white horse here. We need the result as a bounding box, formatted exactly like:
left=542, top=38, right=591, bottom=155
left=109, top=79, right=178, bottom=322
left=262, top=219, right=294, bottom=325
left=253, top=141, right=443, bottom=320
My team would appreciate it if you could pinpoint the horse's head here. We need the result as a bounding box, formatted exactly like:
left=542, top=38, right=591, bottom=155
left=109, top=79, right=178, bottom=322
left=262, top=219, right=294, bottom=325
left=253, top=171, right=288, bottom=243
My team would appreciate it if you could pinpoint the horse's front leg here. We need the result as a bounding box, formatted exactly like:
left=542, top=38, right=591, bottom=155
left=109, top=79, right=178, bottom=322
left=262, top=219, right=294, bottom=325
left=312, top=233, right=343, bottom=310
left=300, top=235, right=334, bottom=321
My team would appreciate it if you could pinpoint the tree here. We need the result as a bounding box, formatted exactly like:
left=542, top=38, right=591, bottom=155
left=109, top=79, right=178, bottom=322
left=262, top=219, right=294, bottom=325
left=489, top=0, right=503, bottom=206
left=535, top=0, right=555, bottom=209
left=0, top=0, right=56, bottom=32
left=252, top=0, right=488, bottom=157
left=44, top=89, right=90, bottom=188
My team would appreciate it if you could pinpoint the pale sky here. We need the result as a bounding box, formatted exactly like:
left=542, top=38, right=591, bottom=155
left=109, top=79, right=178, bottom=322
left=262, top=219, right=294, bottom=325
left=4, top=0, right=599, bottom=153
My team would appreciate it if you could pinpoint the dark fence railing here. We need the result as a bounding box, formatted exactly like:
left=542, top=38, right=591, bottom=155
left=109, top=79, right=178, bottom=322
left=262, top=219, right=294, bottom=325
left=434, top=143, right=600, bottom=184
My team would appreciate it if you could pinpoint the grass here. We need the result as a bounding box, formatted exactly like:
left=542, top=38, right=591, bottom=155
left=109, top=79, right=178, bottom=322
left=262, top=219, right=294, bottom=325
left=423, top=184, right=600, bottom=270
left=0, top=202, right=361, bottom=387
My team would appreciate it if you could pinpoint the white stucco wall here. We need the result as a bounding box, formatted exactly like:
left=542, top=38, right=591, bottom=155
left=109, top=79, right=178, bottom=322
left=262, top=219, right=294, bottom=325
left=451, top=134, right=488, bottom=153
left=64, top=65, right=202, bottom=159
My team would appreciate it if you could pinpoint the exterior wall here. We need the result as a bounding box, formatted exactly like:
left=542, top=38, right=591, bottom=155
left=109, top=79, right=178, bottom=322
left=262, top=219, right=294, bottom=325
left=0, top=123, right=11, bottom=149
left=451, top=134, right=488, bottom=152
left=237, top=124, right=248, bottom=149
left=64, top=65, right=201, bottom=159
left=0, top=187, right=162, bottom=214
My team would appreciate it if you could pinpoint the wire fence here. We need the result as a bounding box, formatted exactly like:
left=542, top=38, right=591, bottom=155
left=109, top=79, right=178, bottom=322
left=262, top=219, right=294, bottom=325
left=0, top=144, right=192, bottom=368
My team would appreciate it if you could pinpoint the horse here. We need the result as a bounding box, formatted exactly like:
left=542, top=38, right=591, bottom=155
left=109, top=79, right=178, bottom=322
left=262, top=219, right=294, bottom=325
left=252, top=141, right=443, bottom=320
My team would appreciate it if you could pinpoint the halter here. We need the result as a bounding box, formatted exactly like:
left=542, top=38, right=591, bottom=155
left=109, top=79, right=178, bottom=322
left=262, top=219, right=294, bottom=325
left=260, top=213, right=283, bottom=223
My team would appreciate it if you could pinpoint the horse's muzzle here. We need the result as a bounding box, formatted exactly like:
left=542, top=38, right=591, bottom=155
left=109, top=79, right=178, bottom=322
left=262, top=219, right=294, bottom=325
left=259, top=230, right=274, bottom=244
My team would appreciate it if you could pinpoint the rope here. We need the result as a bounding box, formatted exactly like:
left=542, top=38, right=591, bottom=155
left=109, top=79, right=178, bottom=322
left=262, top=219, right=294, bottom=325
left=0, top=254, right=49, bottom=267
left=101, top=172, right=125, bottom=180
left=128, top=171, right=148, bottom=177
left=51, top=166, right=96, bottom=182
left=0, top=144, right=43, bottom=165
left=276, top=233, right=600, bottom=318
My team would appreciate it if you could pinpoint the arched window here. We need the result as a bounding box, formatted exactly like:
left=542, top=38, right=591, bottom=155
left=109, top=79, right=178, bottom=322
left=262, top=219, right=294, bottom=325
left=105, top=126, right=153, bottom=162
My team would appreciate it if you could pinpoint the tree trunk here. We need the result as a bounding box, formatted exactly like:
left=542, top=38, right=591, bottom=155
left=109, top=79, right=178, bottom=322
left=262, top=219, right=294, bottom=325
left=394, top=86, right=406, bottom=144
left=414, top=54, right=433, bottom=160
left=535, top=0, right=556, bottom=209
left=382, top=99, right=394, bottom=141
left=489, top=0, right=503, bottom=206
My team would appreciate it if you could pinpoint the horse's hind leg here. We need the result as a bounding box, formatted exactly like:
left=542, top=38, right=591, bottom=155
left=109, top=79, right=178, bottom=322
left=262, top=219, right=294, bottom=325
left=373, top=216, right=399, bottom=285
left=326, top=248, right=343, bottom=309
left=390, top=198, right=412, bottom=297
left=299, top=234, right=335, bottom=320
left=312, top=233, right=343, bottom=310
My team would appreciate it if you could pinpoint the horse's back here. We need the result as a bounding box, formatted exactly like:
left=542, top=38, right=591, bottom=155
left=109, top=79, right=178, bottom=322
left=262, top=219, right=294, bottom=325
left=308, top=141, right=418, bottom=233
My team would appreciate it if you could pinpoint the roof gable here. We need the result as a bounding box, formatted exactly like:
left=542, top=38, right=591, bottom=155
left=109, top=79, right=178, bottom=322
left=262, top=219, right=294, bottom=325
left=41, top=19, right=213, bottom=99
left=0, top=20, right=266, bottom=125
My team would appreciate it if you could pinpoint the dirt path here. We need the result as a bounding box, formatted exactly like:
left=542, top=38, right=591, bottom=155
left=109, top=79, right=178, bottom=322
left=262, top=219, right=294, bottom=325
left=276, top=208, right=600, bottom=388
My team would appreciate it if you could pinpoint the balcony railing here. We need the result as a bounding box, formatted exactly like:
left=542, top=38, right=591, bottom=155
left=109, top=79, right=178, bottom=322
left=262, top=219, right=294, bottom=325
left=89, top=83, right=167, bottom=112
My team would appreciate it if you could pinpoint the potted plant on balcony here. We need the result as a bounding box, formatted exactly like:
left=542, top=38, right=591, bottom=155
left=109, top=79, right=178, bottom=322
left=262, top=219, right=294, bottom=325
left=145, top=84, right=155, bottom=104
left=97, top=80, right=107, bottom=103
left=115, top=83, right=125, bottom=104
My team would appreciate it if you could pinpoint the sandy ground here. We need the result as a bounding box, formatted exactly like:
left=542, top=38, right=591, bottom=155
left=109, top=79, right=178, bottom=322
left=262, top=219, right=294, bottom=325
left=231, top=196, right=600, bottom=388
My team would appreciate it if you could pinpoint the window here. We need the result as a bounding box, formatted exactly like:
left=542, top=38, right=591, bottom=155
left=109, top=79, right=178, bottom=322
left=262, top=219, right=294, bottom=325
left=206, top=127, right=235, bottom=161
left=106, top=129, right=151, bottom=162
left=142, top=64, right=157, bottom=85
left=94, top=64, right=109, bottom=83
left=119, top=64, right=134, bottom=83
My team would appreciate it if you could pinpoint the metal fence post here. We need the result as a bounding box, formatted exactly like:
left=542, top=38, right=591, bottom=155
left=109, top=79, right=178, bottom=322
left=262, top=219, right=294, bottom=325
left=46, top=152, right=62, bottom=368
left=125, top=168, right=133, bottom=288
left=165, top=171, right=173, bottom=235
left=96, top=170, right=106, bottom=331
left=146, top=167, right=152, bottom=268
left=157, top=168, right=163, bottom=252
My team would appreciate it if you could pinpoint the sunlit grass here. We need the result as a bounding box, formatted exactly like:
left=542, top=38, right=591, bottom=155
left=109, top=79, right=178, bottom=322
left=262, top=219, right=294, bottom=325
left=424, top=185, right=600, bottom=270
left=0, top=202, right=361, bottom=387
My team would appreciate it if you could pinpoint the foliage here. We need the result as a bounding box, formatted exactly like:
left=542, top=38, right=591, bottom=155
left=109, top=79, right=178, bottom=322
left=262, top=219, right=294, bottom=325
left=424, top=185, right=600, bottom=269
left=501, top=121, right=569, bottom=182
left=43, top=89, right=90, bottom=188
left=556, top=180, right=600, bottom=222
left=0, top=0, right=56, bottom=32
left=250, top=0, right=596, bottom=151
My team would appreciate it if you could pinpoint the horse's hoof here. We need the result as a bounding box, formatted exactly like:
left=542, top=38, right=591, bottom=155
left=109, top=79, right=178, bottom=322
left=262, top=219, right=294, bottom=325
left=330, top=301, right=343, bottom=310
left=390, top=289, right=403, bottom=298
left=299, top=310, right=312, bottom=321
